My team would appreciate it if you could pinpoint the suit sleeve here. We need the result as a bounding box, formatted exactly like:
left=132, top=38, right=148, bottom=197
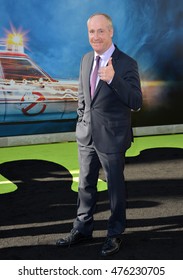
left=77, top=57, right=85, bottom=122
left=109, top=59, right=143, bottom=111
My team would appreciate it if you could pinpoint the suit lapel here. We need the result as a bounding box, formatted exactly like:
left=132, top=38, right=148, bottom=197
left=92, top=80, right=103, bottom=101
left=85, top=54, right=94, bottom=100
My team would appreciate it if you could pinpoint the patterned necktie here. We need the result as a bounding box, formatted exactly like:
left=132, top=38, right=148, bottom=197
left=90, top=55, right=100, bottom=98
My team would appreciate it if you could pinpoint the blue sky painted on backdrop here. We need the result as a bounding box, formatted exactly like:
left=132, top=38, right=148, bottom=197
left=0, top=0, right=182, bottom=80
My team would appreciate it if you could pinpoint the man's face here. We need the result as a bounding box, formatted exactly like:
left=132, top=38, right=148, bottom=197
left=87, top=15, right=113, bottom=55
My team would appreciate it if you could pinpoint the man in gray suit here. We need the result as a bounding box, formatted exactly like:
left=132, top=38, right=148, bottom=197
left=56, top=13, right=142, bottom=257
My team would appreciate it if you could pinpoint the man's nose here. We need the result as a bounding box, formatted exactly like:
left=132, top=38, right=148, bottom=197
left=93, top=32, right=99, bottom=40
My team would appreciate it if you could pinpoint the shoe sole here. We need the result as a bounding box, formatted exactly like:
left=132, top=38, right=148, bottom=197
left=101, top=247, right=120, bottom=257
left=56, top=236, right=93, bottom=247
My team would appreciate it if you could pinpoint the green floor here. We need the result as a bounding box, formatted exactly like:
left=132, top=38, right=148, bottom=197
left=0, top=134, right=183, bottom=194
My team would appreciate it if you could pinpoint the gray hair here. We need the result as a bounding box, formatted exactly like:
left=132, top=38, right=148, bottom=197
left=87, top=13, right=113, bottom=29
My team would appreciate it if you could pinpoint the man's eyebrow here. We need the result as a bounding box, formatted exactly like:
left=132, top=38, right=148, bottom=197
left=89, top=28, right=105, bottom=32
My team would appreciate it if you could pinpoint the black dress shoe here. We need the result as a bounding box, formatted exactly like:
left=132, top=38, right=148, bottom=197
left=101, top=237, right=122, bottom=257
left=56, top=229, right=92, bottom=247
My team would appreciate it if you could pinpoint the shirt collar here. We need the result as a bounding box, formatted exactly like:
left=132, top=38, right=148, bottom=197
left=94, top=43, right=115, bottom=61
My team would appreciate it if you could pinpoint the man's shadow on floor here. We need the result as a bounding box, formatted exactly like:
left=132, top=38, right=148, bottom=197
left=0, top=147, right=182, bottom=259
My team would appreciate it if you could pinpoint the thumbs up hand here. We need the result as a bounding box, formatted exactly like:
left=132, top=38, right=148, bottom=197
left=98, top=57, right=115, bottom=83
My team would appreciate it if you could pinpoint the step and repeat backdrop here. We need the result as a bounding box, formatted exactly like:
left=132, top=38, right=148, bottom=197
left=0, top=0, right=182, bottom=137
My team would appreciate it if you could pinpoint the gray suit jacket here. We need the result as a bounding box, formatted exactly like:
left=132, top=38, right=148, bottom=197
left=76, top=46, right=143, bottom=153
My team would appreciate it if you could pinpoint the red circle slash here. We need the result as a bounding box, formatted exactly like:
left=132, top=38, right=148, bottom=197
left=21, top=91, right=46, bottom=116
